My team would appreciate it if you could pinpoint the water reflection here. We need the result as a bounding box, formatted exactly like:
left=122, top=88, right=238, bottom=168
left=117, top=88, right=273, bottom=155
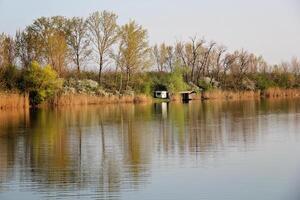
left=1, top=99, right=300, bottom=199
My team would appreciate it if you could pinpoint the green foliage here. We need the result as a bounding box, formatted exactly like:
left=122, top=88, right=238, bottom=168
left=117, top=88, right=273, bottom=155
left=275, top=73, right=295, bottom=89
left=0, top=65, right=20, bottom=90
left=139, top=80, right=152, bottom=95
left=130, top=68, right=188, bottom=95
left=254, top=74, right=276, bottom=90
left=198, top=79, right=213, bottom=91
left=21, top=61, right=63, bottom=105
left=166, top=67, right=188, bottom=93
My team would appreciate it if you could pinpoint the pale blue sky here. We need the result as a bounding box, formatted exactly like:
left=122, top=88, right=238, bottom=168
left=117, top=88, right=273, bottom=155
left=0, top=0, right=299, bottom=64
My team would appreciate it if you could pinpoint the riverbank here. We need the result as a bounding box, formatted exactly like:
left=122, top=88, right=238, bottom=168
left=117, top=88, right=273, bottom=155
left=200, top=88, right=300, bottom=100
left=1, top=88, right=300, bottom=109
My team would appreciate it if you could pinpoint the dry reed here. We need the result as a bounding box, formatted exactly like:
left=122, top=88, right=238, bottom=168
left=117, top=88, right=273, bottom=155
left=51, top=93, right=153, bottom=106
left=202, top=90, right=260, bottom=100
left=262, top=88, right=300, bottom=98
left=0, top=92, right=29, bottom=110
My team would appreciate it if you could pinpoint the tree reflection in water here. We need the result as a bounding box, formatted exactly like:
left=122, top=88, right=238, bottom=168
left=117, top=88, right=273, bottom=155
left=1, top=98, right=300, bottom=199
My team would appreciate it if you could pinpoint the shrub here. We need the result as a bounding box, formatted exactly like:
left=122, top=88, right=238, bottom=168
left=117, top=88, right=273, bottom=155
left=198, top=78, right=213, bottom=91
left=167, top=67, right=188, bottom=92
left=0, top=65, right=20, bottom=90
left=254, top=74, right=275, bottom=90
left=276, top=73, right=295, bottom=88
left=21, top=61, right=63, bottom=105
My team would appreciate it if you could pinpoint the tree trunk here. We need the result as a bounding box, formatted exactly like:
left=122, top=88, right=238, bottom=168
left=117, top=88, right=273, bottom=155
left=119, top=72, right=123, bottom=93
left=99, top=57, right=103, bottom=85
left=76, top=53, right=80, bottom=76
left=125, top=68, right=130, bottom=89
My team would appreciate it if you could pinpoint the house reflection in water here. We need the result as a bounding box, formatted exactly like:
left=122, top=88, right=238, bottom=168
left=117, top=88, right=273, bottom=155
left=154, top=102, right=168, bottom=119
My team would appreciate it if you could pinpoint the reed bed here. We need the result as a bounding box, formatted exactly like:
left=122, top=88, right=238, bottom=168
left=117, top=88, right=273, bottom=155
left=202, top=90, right=261, bottom=100
left=169, top=94, right=182, bottom=102
left=0, top=92, right=29, bottom=110
left=52, top=93, right=153, bottom=106
left=262, top=88, right=300, bottom=98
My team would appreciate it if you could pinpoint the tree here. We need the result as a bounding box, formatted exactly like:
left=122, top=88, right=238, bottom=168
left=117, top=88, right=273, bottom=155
left=165, top=45, right=175, bottom=72
left=291, top=57, right=300, bottom=76
left=47, top=31, right=67, bottom=75
left=197, top=41, right=216, bottom=82
left=0, top=33, right=15, bottom=69
left=87, top=11, right=119, bottom=84
left=230, top=50, right=251, bottom=89
left=210, top=45, right=226, bottom=82
left=174, top=38, right=206, bottom=83
left=22, top=16, right=68, bottom=75
left=153, top=43, right=168, bottom=72
left=15, top=30, right=35, bottom=68
left=189, top=37, right=206, bottom=82
left=117, top=21, right=151, bottom=89
left=66, top=17, right=91, bottom=74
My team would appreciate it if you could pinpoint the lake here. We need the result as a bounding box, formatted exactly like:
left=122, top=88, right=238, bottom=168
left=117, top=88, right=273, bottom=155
left=1, top=99, right=300, bottom=200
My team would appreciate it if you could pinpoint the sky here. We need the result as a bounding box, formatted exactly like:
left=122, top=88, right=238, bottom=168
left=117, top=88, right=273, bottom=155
left=0, top=0, right=299, bottom=64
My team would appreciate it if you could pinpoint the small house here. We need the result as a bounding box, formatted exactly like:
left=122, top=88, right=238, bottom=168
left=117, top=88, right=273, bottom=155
left=179, top=91, right=196, bottom=101
left=154, top=91, right=168, bottom=99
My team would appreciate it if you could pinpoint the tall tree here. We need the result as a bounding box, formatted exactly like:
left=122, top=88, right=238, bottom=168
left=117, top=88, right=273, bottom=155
left=117, top=21, right=151, bottom=89
left=66, top=17, right=91, bottom=74
left=15, top=30, right=34, bottom=68
left=165, top=45, right=175, bottom=72
left=21, top=16, right=68, bottom=75
left=0, top=33, right=15, bottom=69
left=175, top=38, right=205, bottom=82
left=153, top=43, right=168, bottom=72
left=291, top=57, right=300, bottom=76
left=87, top=11, right=119, bottom=84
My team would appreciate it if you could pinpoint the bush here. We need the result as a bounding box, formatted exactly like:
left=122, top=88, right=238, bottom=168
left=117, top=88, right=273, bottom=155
left=0, top=65, right=20, bottom=90
left=167, top=67, right=188, bottom=92
left=254, top=74, right=275, bottom=90
left=198, top=78, right=213, bottom=91
left=275, top=73, right=295, bottom=89
left=21, top=61, right=63, bottom=105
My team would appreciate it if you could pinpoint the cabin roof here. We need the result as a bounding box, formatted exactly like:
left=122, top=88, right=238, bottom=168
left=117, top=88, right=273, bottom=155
left=179, top=91, right=196, bottom=94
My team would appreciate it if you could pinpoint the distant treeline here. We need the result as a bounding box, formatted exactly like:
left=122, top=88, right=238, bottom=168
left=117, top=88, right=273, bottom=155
left=0, top=10, right=300, bottom=105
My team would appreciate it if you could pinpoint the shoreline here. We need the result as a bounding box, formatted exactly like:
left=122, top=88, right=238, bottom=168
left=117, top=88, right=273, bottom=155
left=1, top=88, right=300, bottom=110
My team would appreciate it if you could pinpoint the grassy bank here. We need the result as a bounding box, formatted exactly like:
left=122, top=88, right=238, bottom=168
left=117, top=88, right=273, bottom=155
left=2, top=88, right=300, bottom=110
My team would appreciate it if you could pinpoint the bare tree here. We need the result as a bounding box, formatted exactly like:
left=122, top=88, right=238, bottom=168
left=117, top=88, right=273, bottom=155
left=291, top=57, right=300, bottom=76
left=174, top=37, right=205, bottom=82
left=189, top=37, right=205, bottom=82
left=200, top=42, right=216, bottom=78
left=87, top=11, right=119, bottom=84
left=165, top=45, right=174, bottom=72
left=210, top=45, right=226, bottom=82
left=152, top=43, right=168, bottom=72
left=230, top=50, right=251, bottom=89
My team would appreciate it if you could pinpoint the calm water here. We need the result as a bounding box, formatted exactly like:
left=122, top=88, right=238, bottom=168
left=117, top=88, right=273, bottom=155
left=1, top=99, right=300, bottom=200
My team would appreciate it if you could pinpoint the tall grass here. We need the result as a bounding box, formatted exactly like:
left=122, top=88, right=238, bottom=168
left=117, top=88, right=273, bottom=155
left=262, top=88, right=300, bottom=98
left=202, top=89, right=261, bottom=100
left=51, top=93, right=153, bottom=106
left=0, top=92, right=29, bottom=109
